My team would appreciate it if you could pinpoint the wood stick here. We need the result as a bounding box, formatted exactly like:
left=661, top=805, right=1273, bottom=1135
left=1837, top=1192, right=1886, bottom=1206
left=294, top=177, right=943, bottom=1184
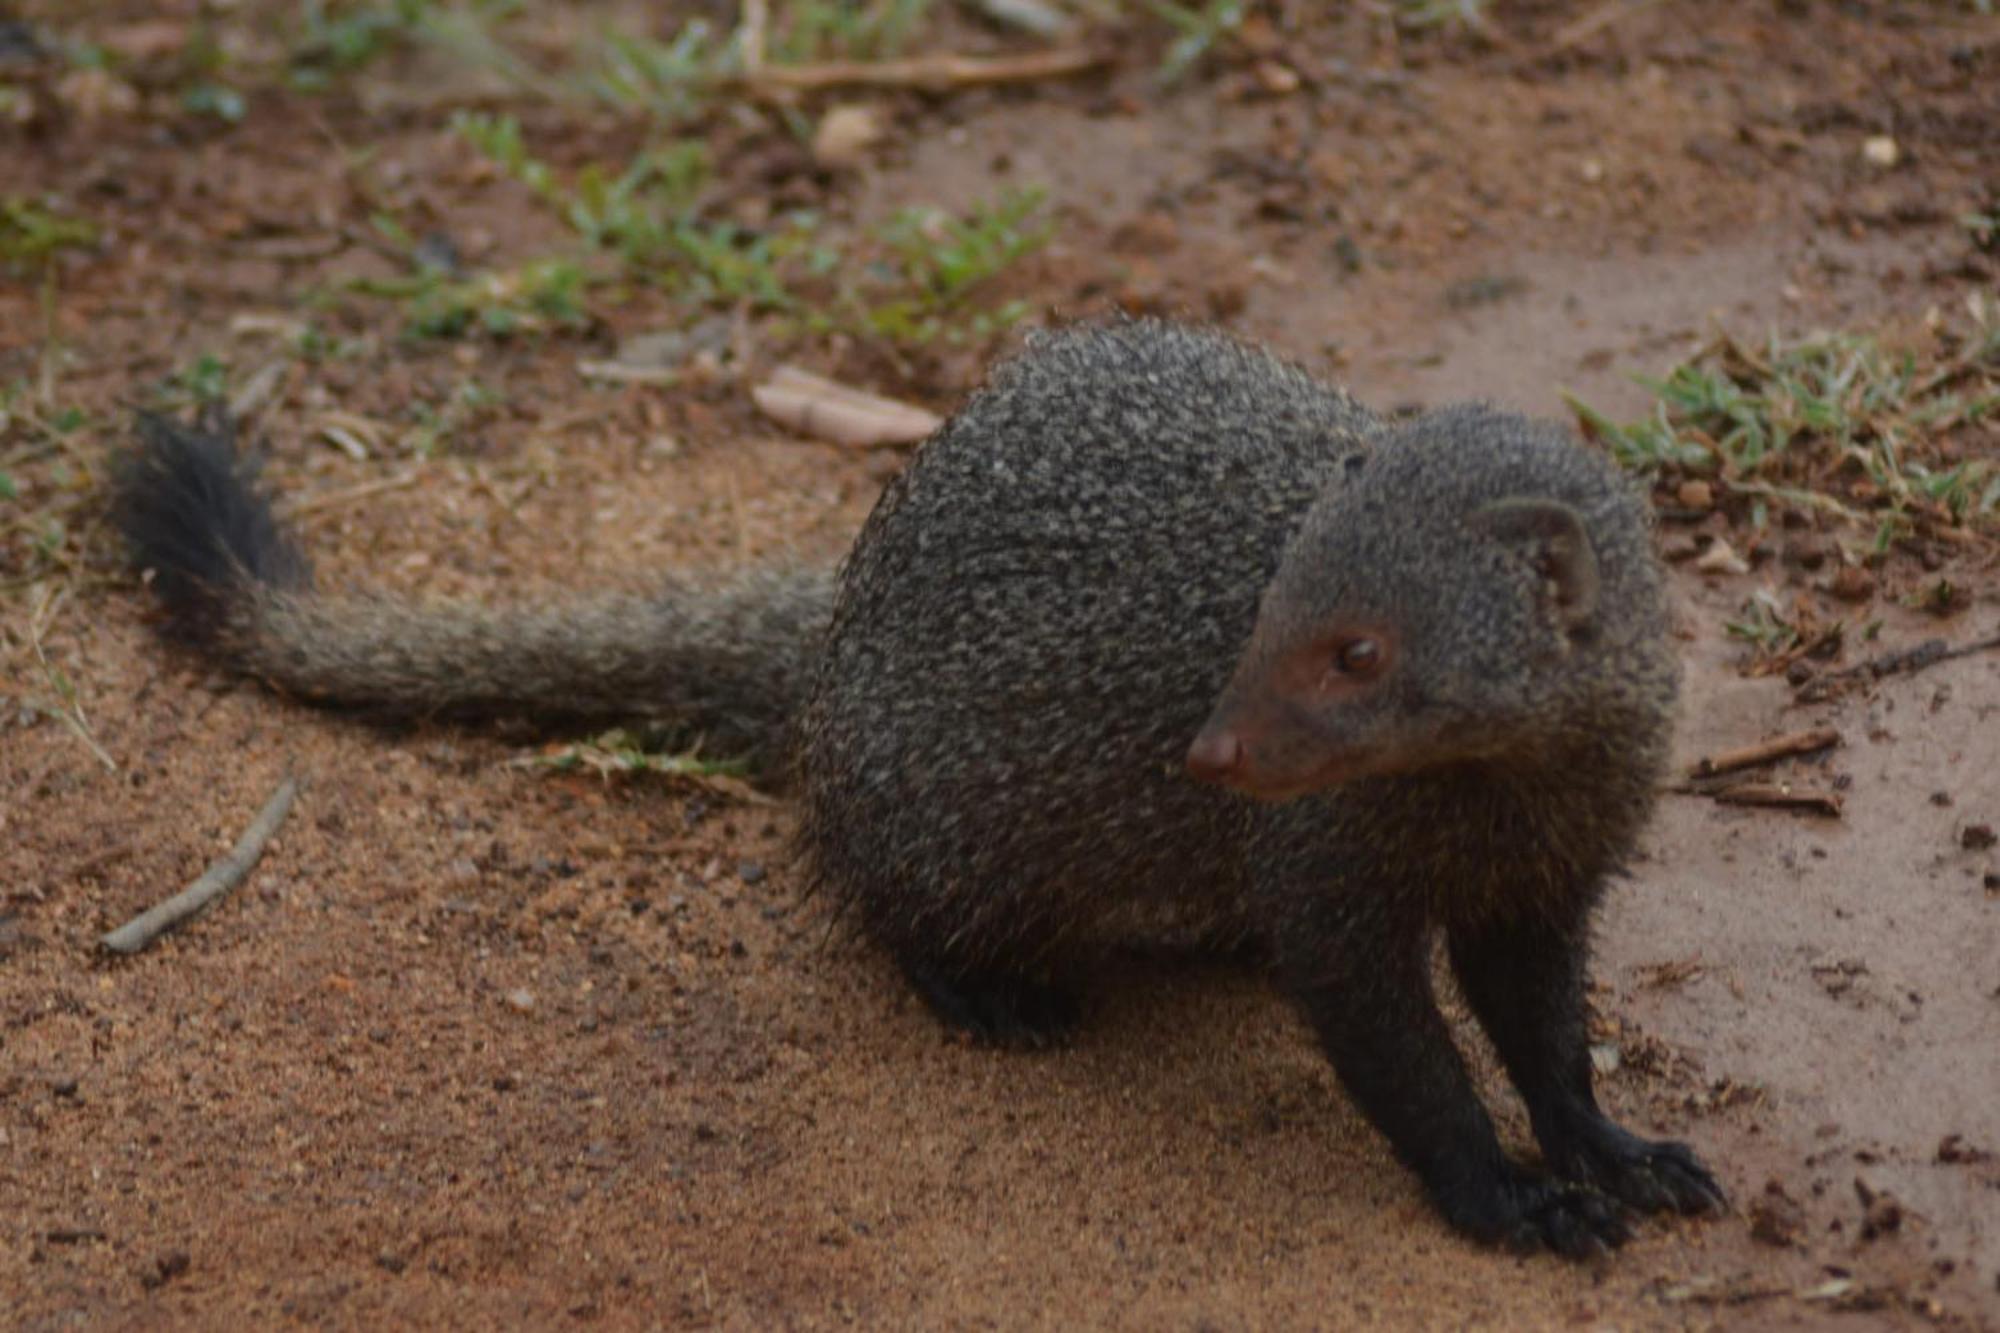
left=1794, top=629, right=2000, bottom=703
left=1688, top=727, right=1841, bottom=779
left=101, top=775, right=300, bottom=954
left=743, top=46, right=1104, bottom=94
left=1710, top=783, right=1843, bottom=817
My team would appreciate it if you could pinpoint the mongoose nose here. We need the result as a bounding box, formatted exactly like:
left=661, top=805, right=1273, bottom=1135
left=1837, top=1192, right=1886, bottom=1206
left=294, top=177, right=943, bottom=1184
left=1185, top=728, right=1245, bottom=783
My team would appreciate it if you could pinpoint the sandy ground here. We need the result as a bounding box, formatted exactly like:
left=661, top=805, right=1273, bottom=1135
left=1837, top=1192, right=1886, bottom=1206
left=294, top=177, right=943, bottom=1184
left=2, top=2, right=1997, bottom=1328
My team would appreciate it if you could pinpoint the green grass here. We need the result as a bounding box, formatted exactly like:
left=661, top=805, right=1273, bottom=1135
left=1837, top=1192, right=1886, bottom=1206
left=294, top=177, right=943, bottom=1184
left=0, top=382, right=97, bottom=592
left=404, top=378, right=505, bottom=457
left=378, top=112, right=1050, bottom=348
left=346, top=207, right=594, bottom=339
left=1130, top=0, right=1245, bottom=85
left=287, top=0, right=438, bottom=89
left=0, top=197, right=97, bottom=270
left=846, top=189, right=1052, bottom=345
left=1393, top=0, right=1492, bottom=33
left=1569, top=299, right=2000, bottom=544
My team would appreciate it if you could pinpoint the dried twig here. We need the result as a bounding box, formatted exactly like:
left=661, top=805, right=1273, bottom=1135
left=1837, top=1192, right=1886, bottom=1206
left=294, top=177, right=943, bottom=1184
left=101, top=775, right=301, bottom=954
left=1794, top=629, right=2000, bottom=703
left=1710, top=783, right=1843, bottom=817
left=1688, top=727, right=1841, bottom=779
left=1549, top=0, right=1660, bottom=53
left=743, top=46, right=1104, bottom=95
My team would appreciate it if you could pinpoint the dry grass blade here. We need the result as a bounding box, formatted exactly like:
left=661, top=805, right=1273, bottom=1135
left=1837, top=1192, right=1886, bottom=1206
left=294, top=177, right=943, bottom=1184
left=25, top=582, right=115, bottom=772
left=744, top=46, right=1104, bottom=94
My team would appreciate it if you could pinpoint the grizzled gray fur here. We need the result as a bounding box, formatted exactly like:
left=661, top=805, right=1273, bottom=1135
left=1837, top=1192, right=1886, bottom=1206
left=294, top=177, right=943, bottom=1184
left=112, top=319, right=1723, bottom=1258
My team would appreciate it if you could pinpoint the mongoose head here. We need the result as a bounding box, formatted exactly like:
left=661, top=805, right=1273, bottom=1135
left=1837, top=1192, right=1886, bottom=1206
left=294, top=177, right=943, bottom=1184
left=1187, top=408, right=1658, bottom=801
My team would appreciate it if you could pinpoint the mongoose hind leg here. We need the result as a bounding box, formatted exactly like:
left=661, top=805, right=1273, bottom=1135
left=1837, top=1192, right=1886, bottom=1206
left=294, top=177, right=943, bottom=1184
left=896, top=951, right=1081, bottom=1051
left=1447, top=912, right=1728, bottom=1218
left=1277, top=898, right=1635, bottom=1258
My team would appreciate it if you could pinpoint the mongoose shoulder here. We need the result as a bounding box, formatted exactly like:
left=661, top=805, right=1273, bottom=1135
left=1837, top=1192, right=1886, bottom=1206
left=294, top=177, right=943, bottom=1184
left=113, top=318, right=1722, bottom=1256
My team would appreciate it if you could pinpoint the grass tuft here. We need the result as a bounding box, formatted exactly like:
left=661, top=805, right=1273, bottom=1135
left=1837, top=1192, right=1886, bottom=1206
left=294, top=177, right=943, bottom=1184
left=1569, top=295, right=2000, bottom=544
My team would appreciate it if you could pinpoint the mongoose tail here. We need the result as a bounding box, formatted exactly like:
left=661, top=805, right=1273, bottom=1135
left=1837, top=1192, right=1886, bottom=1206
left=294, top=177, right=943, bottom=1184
left=111, top=415, right=830, bottom=766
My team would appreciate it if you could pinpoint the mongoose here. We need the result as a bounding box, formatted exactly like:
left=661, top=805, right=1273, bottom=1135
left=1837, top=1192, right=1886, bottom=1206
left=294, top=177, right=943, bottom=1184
left=112, top=319, right=1724, bottom=1257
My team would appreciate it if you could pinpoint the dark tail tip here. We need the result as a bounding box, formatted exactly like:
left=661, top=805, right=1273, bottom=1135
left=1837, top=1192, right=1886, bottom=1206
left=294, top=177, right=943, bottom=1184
left=110, top=413, right=310, bottom=643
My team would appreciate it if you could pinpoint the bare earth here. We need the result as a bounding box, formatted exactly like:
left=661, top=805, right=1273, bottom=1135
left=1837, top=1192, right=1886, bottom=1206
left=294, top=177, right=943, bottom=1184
left=2, top=3, right=1997, bottom=1328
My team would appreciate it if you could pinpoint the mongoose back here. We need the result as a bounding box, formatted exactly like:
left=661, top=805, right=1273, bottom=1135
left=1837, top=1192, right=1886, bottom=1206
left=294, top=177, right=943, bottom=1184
left=113, top=319, right=1723, bottom=1256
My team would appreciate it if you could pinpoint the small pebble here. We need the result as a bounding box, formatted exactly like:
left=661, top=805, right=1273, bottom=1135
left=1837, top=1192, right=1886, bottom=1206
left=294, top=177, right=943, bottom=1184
left=1861, top=135, right=1900, bottom=168
left=503, top=988, right=536, bottom=1013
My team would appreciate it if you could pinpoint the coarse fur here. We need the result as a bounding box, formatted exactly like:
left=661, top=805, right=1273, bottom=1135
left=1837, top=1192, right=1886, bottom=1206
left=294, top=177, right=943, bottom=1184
left=112, top=413, right=830, bottom=768
left=111, top=319, right=1723, bottom=1257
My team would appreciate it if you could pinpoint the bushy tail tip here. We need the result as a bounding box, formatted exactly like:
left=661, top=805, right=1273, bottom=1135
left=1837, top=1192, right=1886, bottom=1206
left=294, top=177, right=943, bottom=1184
left=110, top=413, right=310, bottom=643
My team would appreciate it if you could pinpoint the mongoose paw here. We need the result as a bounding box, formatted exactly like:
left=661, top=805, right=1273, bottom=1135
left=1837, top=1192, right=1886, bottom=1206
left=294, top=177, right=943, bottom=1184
left=1552, top=1122, right=1729, bottom=1218
left=899, top=958, right=1080, bottom=1050
left=1440, top=1173, right=1630, bottom=1260
left=1507, top=1182, right=1631, bottom=1260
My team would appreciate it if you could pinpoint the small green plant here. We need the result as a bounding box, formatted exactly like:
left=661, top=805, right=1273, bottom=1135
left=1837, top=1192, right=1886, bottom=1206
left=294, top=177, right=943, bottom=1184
left=1570, top=299, right=2000, bottom=537
left=1723, top=591, right=1801, bottom=657
left=181, top=81, right=246, bottom=122
left=0, top=198, right=97, bottom=270
left=581, top=23, right=729, bottom=123
left=769, top=0, right=936, bottom=62
left=440, top=113, right=1051, bottom=345
left=404, top=378, right=504, bottom=456
left=0, top=383, right=96, bottom=590
left=1394, top=0, right=1492, bottom=32
left=288, top=0, right=437, bottom=88
left=850, top=189, right=1052, bottom=346
left=351, top=209, right=592, bottom=339
left=365, top=255, right=592, bottom=340
left=157, top=353, right=231, bottom=408
left=1134, top=0, right=1246, bottom=85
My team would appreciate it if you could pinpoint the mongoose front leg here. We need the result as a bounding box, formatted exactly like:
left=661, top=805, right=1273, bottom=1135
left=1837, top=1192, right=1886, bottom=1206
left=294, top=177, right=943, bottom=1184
left=1447, top=910, right=1727, bottom=1218
left=1278, top=909, right=1631, bottom=1258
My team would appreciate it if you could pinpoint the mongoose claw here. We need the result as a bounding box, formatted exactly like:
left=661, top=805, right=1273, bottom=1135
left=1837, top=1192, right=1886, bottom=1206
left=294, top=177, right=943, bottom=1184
left=1623, top=1139, right=1729, bottom=1217
left=1556, top=1124, right=1729, bottom=1218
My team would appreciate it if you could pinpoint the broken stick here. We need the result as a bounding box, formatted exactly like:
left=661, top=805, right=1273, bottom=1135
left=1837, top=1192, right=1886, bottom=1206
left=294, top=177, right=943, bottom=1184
left=1794, top=628, right=2000, bottom=703
left=101, top=775, right=301, bottom=955
left=1710, top=783, right=1843, bottom=817
left=1688, top=727, right=1841, bottom=779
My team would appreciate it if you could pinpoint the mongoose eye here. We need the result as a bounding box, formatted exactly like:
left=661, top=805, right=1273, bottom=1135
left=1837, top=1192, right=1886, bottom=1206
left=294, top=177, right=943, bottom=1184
left=1333, top=636, right=1384, bottom=677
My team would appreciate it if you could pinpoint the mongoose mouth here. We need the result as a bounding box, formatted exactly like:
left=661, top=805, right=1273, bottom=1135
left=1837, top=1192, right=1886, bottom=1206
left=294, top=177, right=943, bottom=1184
left=1186, top=728, right=1396, bottom=800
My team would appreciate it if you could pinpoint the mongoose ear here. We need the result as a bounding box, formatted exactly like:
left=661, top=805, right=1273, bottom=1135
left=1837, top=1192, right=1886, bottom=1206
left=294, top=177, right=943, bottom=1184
left=1470, top=498, right=1600, bottom=631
